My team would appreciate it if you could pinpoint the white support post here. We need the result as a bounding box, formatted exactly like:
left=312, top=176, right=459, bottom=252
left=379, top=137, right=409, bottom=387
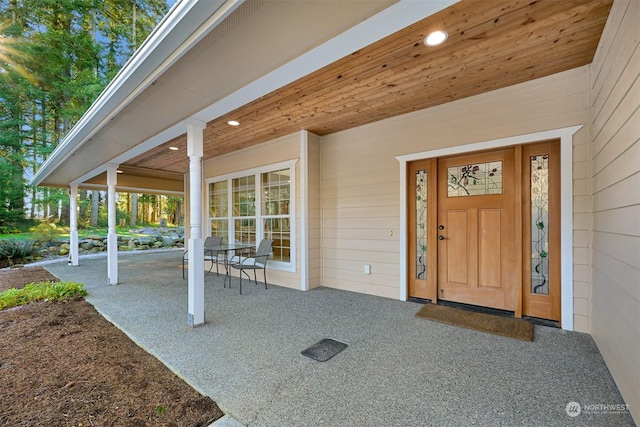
left=69, top=184, right=79, bottom=266
left=186, top=118, right=206, bottom=327
left=106, top=164, right=118, bottom=285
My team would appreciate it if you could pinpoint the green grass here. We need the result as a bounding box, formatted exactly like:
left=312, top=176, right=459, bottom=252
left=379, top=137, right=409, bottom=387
left=0, top=281, right=87, bottom=310
left=0, top=232, right=32, bottom=241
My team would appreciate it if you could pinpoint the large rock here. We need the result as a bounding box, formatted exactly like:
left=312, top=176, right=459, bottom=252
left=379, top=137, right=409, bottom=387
left=138, top=237, right=153, bottom=246
left=80, top=241, right=94, bottom=250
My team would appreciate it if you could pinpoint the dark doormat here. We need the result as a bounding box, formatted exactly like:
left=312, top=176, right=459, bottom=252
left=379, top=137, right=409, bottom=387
left=415, top=303, right=534, bottom=341
left=301, top=338, right=348, bottom=362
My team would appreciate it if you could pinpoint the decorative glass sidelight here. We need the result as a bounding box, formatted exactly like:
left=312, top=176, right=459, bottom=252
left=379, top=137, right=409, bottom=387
left=447, top=161, right=503, bottom=197
left=530, top=154, right=550, bottom=294
left=415, top=170, right=427, bottom=280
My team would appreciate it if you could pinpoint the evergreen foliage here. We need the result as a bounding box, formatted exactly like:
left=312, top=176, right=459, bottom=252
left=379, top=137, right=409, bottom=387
left=0, top=236, right=36, bottom=265
left=0, top=0, right=169, bottom=227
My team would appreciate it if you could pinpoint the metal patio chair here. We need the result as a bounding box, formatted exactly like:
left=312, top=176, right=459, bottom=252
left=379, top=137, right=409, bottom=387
left=228, top=238, right=273, bottom=294
left=182, top=236, right=224, bottom=279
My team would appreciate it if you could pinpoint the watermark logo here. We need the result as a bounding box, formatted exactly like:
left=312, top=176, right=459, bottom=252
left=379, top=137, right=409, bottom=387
left=566, top=402, right=581, bottom=417
left=566, top=401, right=630, bottom=417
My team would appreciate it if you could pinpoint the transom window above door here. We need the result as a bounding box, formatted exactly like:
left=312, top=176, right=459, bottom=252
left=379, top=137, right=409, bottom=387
left=447, top=161, right=503, bottom=197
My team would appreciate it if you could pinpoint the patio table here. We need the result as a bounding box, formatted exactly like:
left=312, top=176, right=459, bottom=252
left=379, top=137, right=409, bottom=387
left=205, top=242, right=255, bottom=287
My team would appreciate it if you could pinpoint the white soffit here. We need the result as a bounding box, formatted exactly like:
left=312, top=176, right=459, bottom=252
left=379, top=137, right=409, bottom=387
left=40, top=0, right=460, bottom=186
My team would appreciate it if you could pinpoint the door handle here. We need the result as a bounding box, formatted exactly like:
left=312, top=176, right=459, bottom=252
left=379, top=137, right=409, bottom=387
left=439, top=235, right=445, bottom=240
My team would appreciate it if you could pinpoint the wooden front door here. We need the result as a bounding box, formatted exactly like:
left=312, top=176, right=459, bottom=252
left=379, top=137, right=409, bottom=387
left=407, top=142, right=561, bottom=321
left=436, top=149, right=516, bottom=311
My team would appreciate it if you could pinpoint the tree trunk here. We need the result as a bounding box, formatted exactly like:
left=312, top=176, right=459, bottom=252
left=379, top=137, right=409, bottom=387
left=59, top=193, right=70, bottom=224
left=157, top=196, right=162, bottom=224
left=176, top=198, right=182, bottom=225
left=90, top=190, right=99, bottom=227
left=30, top=187, right=37, bottom=219
left=79, top=190, right=87, bottom=225
left=130, top=193, right=138, bottom=226
left=132, top=0, right=137, bottom=49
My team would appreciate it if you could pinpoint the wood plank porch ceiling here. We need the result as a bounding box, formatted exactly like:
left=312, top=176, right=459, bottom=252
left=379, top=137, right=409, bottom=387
left=124, top=0, right=612, bottom=176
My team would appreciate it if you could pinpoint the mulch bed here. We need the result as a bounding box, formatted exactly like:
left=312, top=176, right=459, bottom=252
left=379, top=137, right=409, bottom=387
left=0, top=267, right=224, bottom=427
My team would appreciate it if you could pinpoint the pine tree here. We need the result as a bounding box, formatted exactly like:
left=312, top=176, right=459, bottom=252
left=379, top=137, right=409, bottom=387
left=0, top=0, right=168, bottom=226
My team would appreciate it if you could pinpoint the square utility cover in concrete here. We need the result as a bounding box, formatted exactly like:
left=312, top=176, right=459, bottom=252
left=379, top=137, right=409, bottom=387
left=301, top=338, right=348, bottom=362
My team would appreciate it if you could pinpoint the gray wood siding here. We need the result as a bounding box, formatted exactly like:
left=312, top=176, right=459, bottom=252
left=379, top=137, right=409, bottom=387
left=589, top=0, right=640, bottom=422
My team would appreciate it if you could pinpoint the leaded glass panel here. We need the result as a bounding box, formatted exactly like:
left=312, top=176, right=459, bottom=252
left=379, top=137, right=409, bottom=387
left=447, top=161, right=503, bottom=197
left=415, top=169, right=427, bottom=280
left=530, top=154, right=550, bottom=294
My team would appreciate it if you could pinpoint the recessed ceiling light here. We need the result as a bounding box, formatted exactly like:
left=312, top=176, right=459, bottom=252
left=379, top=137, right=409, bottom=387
left=169, top=146, right=179, bottom=151
left=117, top=170, right=123, bottom=174
left=424, top=30, right=448, bottom=47
left=227, top=120, right=240, bottom=126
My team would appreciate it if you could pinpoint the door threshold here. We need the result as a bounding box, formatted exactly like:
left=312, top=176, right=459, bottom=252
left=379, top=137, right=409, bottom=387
left=437, top=300, right=515, bottom=318
left=437, top=300, right=560, bottom=327
left=523, top=316, right=560, bottom=328
left=408, top=297, right=432, bottom=305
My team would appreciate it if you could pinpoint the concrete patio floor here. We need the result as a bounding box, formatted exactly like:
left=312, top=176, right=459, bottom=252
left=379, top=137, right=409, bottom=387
left=43, top=251, right=634, bottom=426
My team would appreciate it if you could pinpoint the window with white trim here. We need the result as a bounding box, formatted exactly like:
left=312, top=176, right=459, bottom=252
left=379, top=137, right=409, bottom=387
left=207, top=160, right=296, bottom=271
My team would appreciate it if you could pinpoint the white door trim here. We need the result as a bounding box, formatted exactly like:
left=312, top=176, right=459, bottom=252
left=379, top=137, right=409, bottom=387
left=396, top=125, right=582, bottom=330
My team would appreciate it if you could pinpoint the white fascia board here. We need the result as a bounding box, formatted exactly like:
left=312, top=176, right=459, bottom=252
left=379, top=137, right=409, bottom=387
left=30, top=0, right=243, bottom=187
left=193, top=0, right=459, bottom=123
